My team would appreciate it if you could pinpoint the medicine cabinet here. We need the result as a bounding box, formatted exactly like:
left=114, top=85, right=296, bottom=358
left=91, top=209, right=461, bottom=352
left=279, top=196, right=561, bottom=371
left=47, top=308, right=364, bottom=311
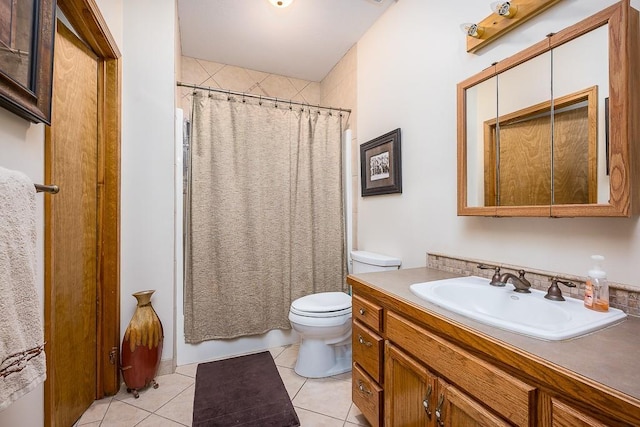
left=457, top=1, right=640, bottom=217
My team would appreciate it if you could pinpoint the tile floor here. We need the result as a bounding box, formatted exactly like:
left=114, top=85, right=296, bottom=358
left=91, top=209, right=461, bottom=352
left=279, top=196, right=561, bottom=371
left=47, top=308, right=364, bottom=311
left=75, top=345, right=371, bottom=426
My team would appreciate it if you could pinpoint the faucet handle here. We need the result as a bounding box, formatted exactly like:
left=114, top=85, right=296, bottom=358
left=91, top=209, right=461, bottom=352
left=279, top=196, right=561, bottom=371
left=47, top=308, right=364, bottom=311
left=517, top=269, right=532, bottom=287
left=544, top=276, right=576, bottom=301
left=477, top=264, right=503, bottom=286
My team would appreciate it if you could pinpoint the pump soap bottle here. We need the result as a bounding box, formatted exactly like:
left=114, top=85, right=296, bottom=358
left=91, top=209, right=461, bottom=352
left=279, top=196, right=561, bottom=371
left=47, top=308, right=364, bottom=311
left=584, top=255, right=609, bottom=312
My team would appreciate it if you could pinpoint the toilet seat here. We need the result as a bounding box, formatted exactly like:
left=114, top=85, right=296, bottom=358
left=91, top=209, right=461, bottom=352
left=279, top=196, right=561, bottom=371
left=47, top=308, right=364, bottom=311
left=290, top=292, right=352, bottom=318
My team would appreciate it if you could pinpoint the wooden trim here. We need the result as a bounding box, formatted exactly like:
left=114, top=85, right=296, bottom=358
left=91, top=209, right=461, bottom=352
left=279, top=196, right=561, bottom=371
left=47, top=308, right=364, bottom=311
left=57, top=0, right=120, bottom=59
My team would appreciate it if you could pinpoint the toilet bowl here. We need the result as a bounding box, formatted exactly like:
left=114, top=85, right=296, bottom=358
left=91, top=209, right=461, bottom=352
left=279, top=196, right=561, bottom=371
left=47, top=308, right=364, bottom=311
left=289, top=292, right=352, bottom=378
left=288, top=251, right=401, bottom=378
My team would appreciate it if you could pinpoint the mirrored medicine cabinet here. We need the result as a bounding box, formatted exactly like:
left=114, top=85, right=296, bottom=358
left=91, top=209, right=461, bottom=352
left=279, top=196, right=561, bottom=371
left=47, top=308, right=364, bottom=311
left=457, top=1, right=640, bottom=217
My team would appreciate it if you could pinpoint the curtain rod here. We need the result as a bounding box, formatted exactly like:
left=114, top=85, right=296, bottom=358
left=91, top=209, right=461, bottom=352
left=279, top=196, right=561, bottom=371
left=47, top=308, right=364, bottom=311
left=177, top=81, right=352, bottom=114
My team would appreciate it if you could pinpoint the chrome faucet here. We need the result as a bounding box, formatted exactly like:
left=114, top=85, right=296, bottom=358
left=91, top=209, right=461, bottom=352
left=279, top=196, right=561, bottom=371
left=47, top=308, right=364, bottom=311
left=498, top=269, right=532, bottom=293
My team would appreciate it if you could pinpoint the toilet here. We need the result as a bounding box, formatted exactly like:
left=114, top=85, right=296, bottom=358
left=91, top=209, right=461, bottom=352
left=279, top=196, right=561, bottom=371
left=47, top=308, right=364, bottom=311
left=288, top=250, right=401, bottom=378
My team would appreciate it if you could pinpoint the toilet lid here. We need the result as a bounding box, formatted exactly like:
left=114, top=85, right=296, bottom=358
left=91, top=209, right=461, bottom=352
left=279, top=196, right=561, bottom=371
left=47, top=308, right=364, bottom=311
left=291, top=292, right=352, bottom=313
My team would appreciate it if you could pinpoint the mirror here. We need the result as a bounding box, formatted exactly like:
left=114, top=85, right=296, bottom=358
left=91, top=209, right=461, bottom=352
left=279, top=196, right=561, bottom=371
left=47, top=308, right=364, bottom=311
left=457, top=1, right=638, bottom=217
left=496, top=51, right=552, bottom=207
left=552, top=25, right=609, bottom=205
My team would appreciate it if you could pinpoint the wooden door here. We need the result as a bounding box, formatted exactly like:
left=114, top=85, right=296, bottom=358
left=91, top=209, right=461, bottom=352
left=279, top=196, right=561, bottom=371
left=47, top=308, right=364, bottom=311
left=385, top=342, right=437, bottom=426
left=44, top=22, right=99, bottom=427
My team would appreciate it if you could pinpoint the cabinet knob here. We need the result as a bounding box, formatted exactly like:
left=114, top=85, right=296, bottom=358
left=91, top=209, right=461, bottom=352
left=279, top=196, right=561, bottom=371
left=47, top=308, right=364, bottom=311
left=357, top=380, right=372, bottom=396
left=422, top=383, right=433, bottom=417
left=359, top=308, right=365, bottom=315
left=358, top=335, right=373, bottom=347
left=435, top=393, right=445, bottom=426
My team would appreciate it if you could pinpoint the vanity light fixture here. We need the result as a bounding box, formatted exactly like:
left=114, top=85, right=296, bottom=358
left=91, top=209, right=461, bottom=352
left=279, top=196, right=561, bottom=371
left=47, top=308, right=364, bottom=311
left=460, top=23, right=484, bottom=39
left=269, top=0, right=293, bottom=8
left=465, top=0, right=561, bottom=53
left=490, top=1, right=517, bottom=18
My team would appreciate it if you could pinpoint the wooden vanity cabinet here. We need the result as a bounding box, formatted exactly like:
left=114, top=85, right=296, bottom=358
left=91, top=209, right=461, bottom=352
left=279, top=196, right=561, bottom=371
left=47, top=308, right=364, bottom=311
left=352, top=291, right=535, bottom=426
left=385, top=312, right=535, bottom=426
left=350, top=273, right=640, bottom=427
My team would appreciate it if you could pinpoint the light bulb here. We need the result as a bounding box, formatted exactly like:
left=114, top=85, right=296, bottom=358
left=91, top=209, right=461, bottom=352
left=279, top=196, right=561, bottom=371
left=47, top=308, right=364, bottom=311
left=490, top=1, right=517, bottom=18
left=460, top=23, right=484, bottom=38
left=269, top=0, right=293, bottom=8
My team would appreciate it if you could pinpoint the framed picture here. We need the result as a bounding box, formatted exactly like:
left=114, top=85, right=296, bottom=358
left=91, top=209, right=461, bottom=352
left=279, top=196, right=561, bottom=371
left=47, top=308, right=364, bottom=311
left=360, top=128, right=402, bottom=196
left=0, top=0, right=56, bottom=124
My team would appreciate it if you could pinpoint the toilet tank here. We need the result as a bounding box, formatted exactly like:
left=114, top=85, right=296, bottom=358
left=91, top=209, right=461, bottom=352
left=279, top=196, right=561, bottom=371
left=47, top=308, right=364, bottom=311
left=351, top=251, right=401, bottom=273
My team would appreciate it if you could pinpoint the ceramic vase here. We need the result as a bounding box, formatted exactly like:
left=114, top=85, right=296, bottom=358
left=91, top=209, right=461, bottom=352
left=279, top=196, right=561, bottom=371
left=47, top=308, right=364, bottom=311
left=121, top=290, right=163, bottom=398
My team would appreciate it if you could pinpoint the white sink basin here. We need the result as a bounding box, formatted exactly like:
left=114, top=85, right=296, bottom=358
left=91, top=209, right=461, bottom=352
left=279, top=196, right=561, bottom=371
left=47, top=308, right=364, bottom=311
left=410, top=276, right=627, bottom=341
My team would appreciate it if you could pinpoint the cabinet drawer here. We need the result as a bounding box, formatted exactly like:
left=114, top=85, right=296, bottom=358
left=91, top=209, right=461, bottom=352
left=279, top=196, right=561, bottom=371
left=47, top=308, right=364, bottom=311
left=352, top=293, right=383, bottom=333
left=551, top=398, right=608, bottom=426
left=386, top=311, right=536, bottom=427
left=352, top=320, right=383, bottom=383
left=353, top=362, right=382, bottom=427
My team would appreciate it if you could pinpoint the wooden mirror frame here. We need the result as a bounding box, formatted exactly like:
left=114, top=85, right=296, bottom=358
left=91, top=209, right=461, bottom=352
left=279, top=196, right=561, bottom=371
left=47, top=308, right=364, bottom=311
left=457, top=0, right=640, bottom=217
left=0, top=0, right=56, bottom=124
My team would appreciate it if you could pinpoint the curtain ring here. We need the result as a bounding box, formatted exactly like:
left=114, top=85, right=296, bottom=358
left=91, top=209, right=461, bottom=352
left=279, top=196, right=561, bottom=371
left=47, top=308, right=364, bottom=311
left=207, top=87, right=211, bottom=98
left=242, top=92, right=246, bottom=103
left=275, top=97, right=278, bottom=108
left=289, top=100, right=293, bottom=110
left=329, top=107, right=333, bottom=116
left=259, top=95, right=262, bottom=106
left=227, top=90, right=231, bottom=101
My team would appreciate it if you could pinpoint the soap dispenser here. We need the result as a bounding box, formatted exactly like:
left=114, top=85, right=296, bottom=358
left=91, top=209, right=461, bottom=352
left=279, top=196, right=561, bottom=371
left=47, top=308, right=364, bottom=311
left=584, top=255, right=609, bottom=312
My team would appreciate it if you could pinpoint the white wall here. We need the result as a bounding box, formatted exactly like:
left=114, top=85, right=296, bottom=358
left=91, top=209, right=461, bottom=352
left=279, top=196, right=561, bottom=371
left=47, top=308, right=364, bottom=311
left=357, top=0, right=640, bottom=288
left=0, top=109, right=45, bottom=427
left=121, top=0, right=177, bottom=365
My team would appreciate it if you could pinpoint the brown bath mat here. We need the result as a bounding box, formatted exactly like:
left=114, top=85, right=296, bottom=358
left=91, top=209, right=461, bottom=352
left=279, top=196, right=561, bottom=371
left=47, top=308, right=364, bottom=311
left=192, top=351, right=300, bottom=427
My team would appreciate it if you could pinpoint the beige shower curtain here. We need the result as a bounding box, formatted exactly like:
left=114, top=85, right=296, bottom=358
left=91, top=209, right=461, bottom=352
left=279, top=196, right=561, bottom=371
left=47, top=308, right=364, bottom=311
left=185, top=91, right=346, bottom=342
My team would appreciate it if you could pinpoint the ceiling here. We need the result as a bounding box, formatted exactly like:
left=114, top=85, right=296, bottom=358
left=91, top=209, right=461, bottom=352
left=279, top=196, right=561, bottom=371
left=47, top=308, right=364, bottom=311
left=177, top=0, right=396, bottom=82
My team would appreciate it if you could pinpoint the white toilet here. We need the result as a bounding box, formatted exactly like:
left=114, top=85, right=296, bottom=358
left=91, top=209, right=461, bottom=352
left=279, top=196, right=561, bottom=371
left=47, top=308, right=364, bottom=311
left=288, top=250, right=401, bottom=378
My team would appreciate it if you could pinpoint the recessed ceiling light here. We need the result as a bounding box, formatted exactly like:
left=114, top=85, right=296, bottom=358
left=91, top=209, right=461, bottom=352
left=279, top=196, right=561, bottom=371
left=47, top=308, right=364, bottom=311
left=269, top=0, right=293, bottom=8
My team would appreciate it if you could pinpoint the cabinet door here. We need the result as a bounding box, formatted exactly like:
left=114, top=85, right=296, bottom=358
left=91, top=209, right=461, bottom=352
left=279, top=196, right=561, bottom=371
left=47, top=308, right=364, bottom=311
left=385, top=342, right=437, bottom=426
left=437, top=378, right=511, bottom=427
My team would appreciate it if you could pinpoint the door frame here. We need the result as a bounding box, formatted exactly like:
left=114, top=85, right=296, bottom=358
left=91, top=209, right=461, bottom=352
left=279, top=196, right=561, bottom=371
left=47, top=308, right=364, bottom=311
left=44, top=0, right=121, bottom=420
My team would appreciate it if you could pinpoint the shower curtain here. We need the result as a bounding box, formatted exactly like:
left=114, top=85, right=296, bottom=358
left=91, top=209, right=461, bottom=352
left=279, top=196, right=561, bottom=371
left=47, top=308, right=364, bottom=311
left=185, top=91, right=346, bottom=342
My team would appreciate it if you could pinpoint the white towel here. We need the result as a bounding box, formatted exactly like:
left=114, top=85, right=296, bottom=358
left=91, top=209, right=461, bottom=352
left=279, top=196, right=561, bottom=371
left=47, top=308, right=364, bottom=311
left=0, top=167, right=46, bottom=411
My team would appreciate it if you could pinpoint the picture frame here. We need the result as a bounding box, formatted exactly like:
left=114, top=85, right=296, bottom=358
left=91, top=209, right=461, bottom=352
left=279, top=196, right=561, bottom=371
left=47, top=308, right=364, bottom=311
left=0, top=0, right=56, bottom=124
left=360, top=128, right=402, bottom=196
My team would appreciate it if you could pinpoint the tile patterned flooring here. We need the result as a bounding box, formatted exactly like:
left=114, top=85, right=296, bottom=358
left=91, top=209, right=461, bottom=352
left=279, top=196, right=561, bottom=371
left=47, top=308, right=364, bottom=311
left=75, top=345, right=371, bottom=426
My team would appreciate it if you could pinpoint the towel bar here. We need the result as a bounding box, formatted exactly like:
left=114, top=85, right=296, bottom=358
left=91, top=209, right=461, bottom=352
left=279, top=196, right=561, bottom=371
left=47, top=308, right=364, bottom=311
left=34, top=184, right=59, bottom=194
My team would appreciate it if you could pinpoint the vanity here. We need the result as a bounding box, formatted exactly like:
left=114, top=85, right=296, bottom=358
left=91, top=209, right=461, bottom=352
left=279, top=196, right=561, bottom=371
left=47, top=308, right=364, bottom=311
left=348, top=268, right=640, bottom=426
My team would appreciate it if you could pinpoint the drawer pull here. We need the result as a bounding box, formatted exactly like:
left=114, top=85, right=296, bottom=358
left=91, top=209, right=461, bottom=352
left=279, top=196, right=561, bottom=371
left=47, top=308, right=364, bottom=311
left=435, top=393, right=445, bottom=426
left=422, top=383, right=433, bottom=416
left=357, top=380, right=372, bottom=396
left=358, top=334, right=373, bottom=347
left=359, top=308, right=366, bottom=315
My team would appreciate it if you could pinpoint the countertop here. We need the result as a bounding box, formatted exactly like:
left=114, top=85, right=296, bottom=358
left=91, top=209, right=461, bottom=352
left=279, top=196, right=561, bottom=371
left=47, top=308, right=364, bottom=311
left=348, top=267, right=640, bottom=402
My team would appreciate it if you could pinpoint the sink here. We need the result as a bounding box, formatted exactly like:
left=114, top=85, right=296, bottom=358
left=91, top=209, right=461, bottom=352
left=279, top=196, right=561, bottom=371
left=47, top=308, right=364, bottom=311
left=410, top=276, right=627, bottom=340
